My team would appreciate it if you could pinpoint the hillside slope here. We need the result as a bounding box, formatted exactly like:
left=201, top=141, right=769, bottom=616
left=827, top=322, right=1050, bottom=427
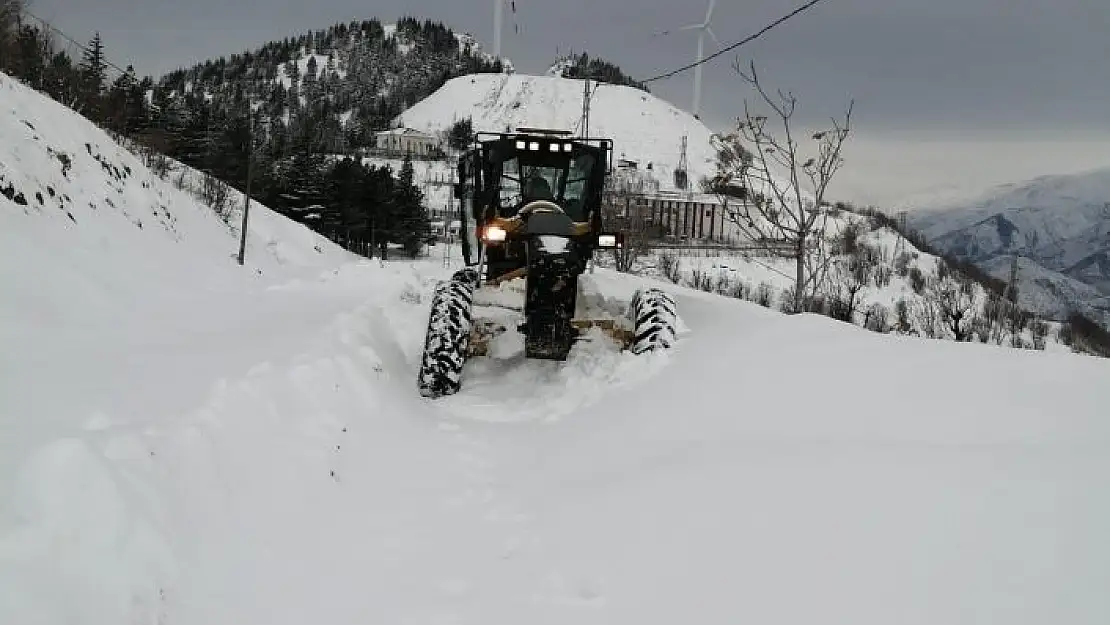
left=394, top=73, right=717, bottom=193
left=0, top=69, right=355, bottom=474
left=4, top=71, right=1110, bottom=625
left=602, top=207, right=1087, bottom=354
left=903, top=167, right=1110, bottom=326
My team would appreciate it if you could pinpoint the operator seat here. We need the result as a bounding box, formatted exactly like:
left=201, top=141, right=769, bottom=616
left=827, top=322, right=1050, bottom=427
left=522, top=175, right=554, bottom=202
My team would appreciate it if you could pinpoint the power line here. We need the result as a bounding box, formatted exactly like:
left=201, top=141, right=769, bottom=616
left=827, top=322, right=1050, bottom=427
left=640, top=0, right=829, bottom=84
left=18, top=8, right=133, bottom=79
left=572, top=0, right=828, bottom=135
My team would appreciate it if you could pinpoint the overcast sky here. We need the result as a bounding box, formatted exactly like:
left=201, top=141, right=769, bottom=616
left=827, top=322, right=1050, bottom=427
left=26, top=0, right=1110, bottom=207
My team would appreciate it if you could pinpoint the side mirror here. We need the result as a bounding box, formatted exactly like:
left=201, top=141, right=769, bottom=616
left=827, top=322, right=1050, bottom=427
left=597, top=232, right=623, bottom=249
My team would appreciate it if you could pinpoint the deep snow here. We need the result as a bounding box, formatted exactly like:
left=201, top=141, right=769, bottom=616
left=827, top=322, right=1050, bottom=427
left=4, top=70, right=1110, bottom=625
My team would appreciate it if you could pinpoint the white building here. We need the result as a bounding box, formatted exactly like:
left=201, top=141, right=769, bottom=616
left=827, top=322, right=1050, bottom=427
left=374, top=127, right=442, bottom=157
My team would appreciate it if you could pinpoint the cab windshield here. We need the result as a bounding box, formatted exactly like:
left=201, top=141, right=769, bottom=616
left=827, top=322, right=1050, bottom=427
left=498, top=153, right=596, bottom=221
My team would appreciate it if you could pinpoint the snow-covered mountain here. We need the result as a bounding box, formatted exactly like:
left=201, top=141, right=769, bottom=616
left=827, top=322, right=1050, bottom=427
left=153, top=16, right=511, bottom=165
left=978, top=255, right=1110, bottom=322
left=4, top=71, right=1110, bottom=625
left=394, top=73, right=717, bottom=194
left=903, top=167, right=1110, bottom=326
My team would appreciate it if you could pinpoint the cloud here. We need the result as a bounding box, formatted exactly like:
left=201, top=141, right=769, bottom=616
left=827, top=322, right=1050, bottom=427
left=25, top=0, right=1110, bottom=204
left=827, top=131, right=1110, bottom=208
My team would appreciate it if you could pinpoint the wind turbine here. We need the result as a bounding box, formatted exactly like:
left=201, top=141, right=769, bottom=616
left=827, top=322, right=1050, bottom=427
left=656, top=0, right=720, bottom=119
left=494, top=0, right=503, bottom=58
left=493, top=0, right=519, bottom=59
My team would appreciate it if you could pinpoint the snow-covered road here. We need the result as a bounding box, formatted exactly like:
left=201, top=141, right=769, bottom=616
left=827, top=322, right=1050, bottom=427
left=4, top=255, right=1110, bottom=625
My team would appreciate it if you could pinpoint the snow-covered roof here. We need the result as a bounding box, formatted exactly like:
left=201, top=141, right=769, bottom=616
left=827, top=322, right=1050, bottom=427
left=376, top=127, right=436, bottom=139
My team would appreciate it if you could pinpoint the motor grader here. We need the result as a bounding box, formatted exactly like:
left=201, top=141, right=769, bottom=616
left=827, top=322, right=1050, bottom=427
left=417, top=128, right=677, bottom=398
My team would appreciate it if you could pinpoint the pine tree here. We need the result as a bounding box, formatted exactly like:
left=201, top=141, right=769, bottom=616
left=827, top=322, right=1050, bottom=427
left=78, top=32, right=106, bottom=120
left=106, top=64, right=148, bottom=135
left=362, top=163, right=396, bottom=259
left=394, top=155, right=430, bottom=257
left=447, top=116, right=473, bottom=151
left=0, top=0, right=23, bottom=69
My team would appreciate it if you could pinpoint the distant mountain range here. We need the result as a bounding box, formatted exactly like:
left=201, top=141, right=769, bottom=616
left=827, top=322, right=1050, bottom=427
left=902, top=167, right=1110, bottom=328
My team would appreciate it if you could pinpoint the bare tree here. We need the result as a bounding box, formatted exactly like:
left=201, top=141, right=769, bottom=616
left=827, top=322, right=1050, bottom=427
left=601, top=186, right=652, bottom=273
left=200, top=171, right=234, bottom=224
left=710, top=60, right=853, bottom=312
left=928, top=267, right=979, bottom=342
left=912, top=292, right=944, bottom=339
left=826, top=253, right=872, bottom=323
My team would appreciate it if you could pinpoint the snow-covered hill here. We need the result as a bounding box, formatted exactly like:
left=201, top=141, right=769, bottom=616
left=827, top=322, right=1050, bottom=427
left=269, top=20, right=511, bottom=102
left=902, top=167, right=1110, bottom=326
left=4, top=72, right=1110, bottom=625
left=394, top=73, right=717, bottom=193
left=154, top=16, right=512, bottom=174
left=0, top=68, right=355, bottom=475
left=604, top=208, right=1083, bottom=352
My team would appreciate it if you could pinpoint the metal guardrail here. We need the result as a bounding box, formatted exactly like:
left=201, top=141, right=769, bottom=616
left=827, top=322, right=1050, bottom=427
left=633, top=239, right=797, bottom=260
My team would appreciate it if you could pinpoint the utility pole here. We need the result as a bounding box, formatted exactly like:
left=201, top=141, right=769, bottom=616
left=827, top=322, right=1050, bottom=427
left=237, top=105, right=253, bottom=266
left=580, top=77, right=591, bottom=138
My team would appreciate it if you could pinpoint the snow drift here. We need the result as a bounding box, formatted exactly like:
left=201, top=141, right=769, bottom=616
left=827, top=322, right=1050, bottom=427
left=3, top=71, right=1110, bottom=625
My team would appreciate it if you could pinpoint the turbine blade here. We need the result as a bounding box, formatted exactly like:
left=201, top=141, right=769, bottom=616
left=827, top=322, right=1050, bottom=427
left=678, top=23, right=702, bottom=31
left=705, top=26, right=721, bottom=45
left=705, top=0, right=717, bottom=23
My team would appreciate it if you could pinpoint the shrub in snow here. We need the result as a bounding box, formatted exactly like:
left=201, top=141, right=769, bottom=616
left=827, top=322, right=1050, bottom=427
left=874, top=263, right=893, bottom=288
left=690, top=267, right=715, bottom=293
left=728, top=278, right=751, bottom=301
left=1030, top=319, right=1049, bottom=350
left=894, top=298, right=913, bottom=334
left=894, top=251, right=914, bottom=277
left=831, top=220, right=865, bottom=256
left=863, top=302, right=892, bottom=333
left=778, top=287, right=797, bottom=314
left=754, top=282, right=774, bottom=308
left=713, top=273, right=733, bottom=297
left=658, top=251, right=681, bottom=284
left=908, top=267, right=926, bottom=294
